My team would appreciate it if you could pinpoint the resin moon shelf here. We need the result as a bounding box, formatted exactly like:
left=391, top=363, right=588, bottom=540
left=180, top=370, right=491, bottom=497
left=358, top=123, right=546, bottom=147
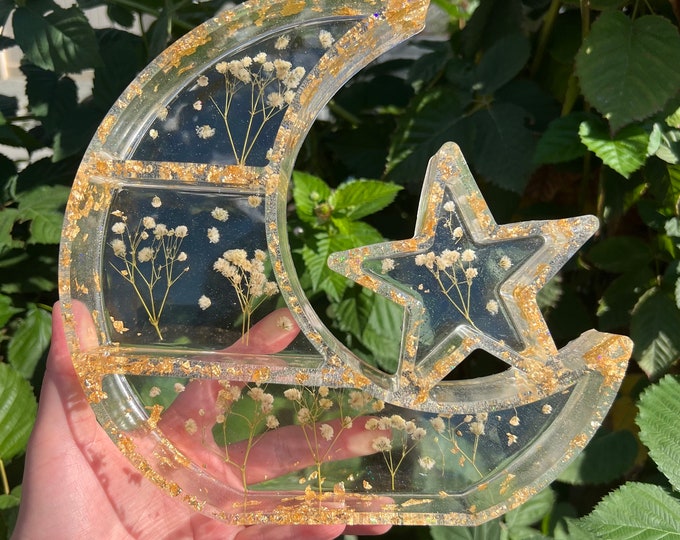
left=59, top=0, right=633, bottom=526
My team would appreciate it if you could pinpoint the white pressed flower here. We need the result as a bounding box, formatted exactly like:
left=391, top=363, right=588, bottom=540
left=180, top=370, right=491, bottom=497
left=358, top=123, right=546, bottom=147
left=319, top=423, right=334, bottom=441
left=157, top=107, right=168, bottom=121
left=418, top=456, right=436, bottom=470
left=266, top=415, right=279, bottom=429
left=140, top=231, right=149, bottom=240
left=151, top=196, right=162, bottom=208
left=262, top=61, right=275, bottom=73
left=443, top=201, right=455, bottom=212
left=411, top=427, right=427, bottom=441
left=390, top=414, right=407, bottom=430
left=142, top=216, right=156, bottom=229
left=318, top=29, right=334, bottom=48
left=414, top=253, right=427, bottom=266
left=297, top=407, right=311, bottom=424
left=196, top=75, right=209, bottom=87
left=371, top=436, right=392, bottom=452
left=282, top=66, right=305, bottom=89
left=174, top=225, right=188, bottom=238
left=461, top=249, right=476, bottom=262
left=235, top=67, right=251, bottom=83
left=215, top=61, right=228, bottom=74
left=274, top=59, right=292, bottom=79
left=342, top=416, right=353, bottom=429
left=196, top=125, right=216, bottom=139
left=193, top=100, right=202, bottom=110
left=542, top=404, right=553, bottom=415
left=364, top=418, right=379, bottom=430
left=263, top=281, right=279, bottom=296
left=174, top=382, right=186, bottom=393
left=319, top=398, right=333, bottom=410
left=348, top=390, right=368, bottom=410
left=469, top=421, right=485, bottom=436
left=254, top=249, right=267, bottom=262
left=149, top=129, right=158, bottom=139
left=453, top=226, right=464, bottom=239
left=153, top=223, right=168, bottom=238
left=211, top=207, right=229, bottom=222
left=207, top=227, right=220, bottom=243
left=240, top=56, right=253, bottom=67
left=274, top=35, right=290, bottom=50
left=111, top=222, right=126, bottom=234
left=381, top=258, right=395, bottom=273
left=507, top=433, right=518, bottom=446
left=266, top=92, right=285, bottom=109
left=253, top=52, right=267, bottom=63
left=486, top=300, right=499, bottom=315
left=509, top=415, right=520, bottom=427
left=284, top=388, right=302, bottom=401
left=464, top=267, right=477, bottom=281
left=276, top=315, right=293, bottom=331
left=111, top=239, right=126, bottom=257
left=184, top=418, right=198, bottom=434
left=198, top=295, right=211, bottom=310
left=283, top=90, right=295, bottom=104
left=499, top=255, right=513, bottom=270
left=137, top=247, right=154, bottom=263
left=430, top=416, right=446, bottom=433
left=149, top=386, right=161, bottom=398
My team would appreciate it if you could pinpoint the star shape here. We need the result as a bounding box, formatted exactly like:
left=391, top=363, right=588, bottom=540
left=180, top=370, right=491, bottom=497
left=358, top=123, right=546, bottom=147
left=328, top=143, right=599, bottom=401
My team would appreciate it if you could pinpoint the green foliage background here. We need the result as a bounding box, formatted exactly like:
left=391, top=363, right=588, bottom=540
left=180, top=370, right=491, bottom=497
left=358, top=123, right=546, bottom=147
left=1, top=0, right=680, bottom=537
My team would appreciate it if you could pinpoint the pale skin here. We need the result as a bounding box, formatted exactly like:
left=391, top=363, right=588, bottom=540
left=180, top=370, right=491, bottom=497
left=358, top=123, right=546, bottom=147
left=13, top=302, right=391, bottom=539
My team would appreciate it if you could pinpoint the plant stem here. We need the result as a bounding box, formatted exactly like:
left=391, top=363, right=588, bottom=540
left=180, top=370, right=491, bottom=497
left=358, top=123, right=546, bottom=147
left=0, top=459, right=8, bottom=495
left=530, top=0, right=561, bottom=77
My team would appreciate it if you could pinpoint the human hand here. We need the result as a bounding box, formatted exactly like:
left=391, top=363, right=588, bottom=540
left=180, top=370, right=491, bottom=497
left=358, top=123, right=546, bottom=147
left=13, top=302, right=391, bottom=539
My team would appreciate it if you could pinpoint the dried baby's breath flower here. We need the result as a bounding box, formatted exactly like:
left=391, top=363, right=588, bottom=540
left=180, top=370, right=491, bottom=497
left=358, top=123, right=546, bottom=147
left=198, top=295, right=211, bottom=310
left=318, top=29, right=334, bottom=48
left=211, top=207, right=229, bottom=222
left=364, top=418, right=379, bottom=430
left=137, top=247, right=154, bottom=263
left=509, top=415, right=520, bottom=427
left=349, top=390, right=369, bottom=410
left=430, top=416, right=446, bottom=433
left=319, top=423, right=334, bottom=441
left=443, top=201, right=455, bottom=212
left=284, top=388, right=301, bottom=401
left=111, top=239, right=126, bottom=257
left=196, top=75, right=209, bottom=87
left=151, top=196, right=162, bottom=208
left=177, top=252, right=187, bottom=262
left=542, top=404, right=553, bottom=415
left=253, top=52, right=267, bottom=63
left=142, top=216, right=156, bottom=229
left=318, top=386, right=329, bottom=397
left=507, top=433, right=518, bottom=446
left=411, top=427, right=427, bottom=441
left=297, top=407, right=311, bottom=424
left=381, top=258, right=395, bottom=273
left=464, top=267, right=478, bottom=280
left=469, top=421, right=485, bottom=436
left=371, top=436, right=392, bottom=452
left=207, top=227, right=220, bottom=243
left=499, top=255, right=513, bottom=270
left=184, top=418, right=198, bottom=434
left=461, top=249, right=476, bottom=262
left=274, top=35, right=290, bottom=50
left=157, top=107, right=168, bottom=121
left=149, top=386, right=161, bottom=398
left=266, top=415, right=279, bottom=429
left=418, top=456, right=436, bottom=470
left=372, top=400, right=385, bottom=412
left=196, top=125, right=216, bottom=139
left=111, top=222, right=126, bottom=234
left=174, top=225, right=188, bottom=238
left=174, top=383, right=185, bottom=393
left=266, top=92, right=285, bottom=109
left=319, top=398, right=333, bottom=410
left=193, top=100, right=202, bottom=110
left=341, top=416, right=353, bottom=429
left=149, top=129, right=158, bottom=139
left=486, top=300, right=499, bottom=315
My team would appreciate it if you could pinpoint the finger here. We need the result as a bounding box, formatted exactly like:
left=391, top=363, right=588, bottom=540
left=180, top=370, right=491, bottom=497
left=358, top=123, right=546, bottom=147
left=236, top=417, right=391, bottom=485
left=158, top=308, right=299, bottom=438
left=345, top=524, right=393, bottom=536
left=47, top=300, right=99, bottom=378
left=235, top=524, right=346, bottom=540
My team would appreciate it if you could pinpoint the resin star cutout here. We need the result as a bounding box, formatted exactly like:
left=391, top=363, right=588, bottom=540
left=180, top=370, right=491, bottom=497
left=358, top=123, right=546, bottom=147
left=328, top=143, right=599, bottom=402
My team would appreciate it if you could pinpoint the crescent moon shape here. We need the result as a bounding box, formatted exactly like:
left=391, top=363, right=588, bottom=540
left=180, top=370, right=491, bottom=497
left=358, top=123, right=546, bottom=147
left=59, top=0, right=632, bottom=526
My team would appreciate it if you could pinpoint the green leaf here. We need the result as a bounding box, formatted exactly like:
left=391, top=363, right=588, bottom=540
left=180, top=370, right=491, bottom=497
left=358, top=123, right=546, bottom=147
left=0, top=485, right=22, bottom=510
left=588, top=236, right=653, bottom=273
left=558, top=429, right=637, bottom=485
left=579, top=119, right=649, bottom=178
left=631, top=287, right=680, bottom=379
left=0, top=294, right=22, bottom=327
left=9, top=305, right=52, bottom=379
left=329, top=180, right=402, bottom=220
left=12, top=5, right=102, bottom=73
left=534, top=112, right=590, bottom=165
left=386, top=85, right=472, bottom=189
left=469, top=102, right=536, bottom=193
left=597, top=268, right=654, bottom=331
left=16, top=185, right=70, bottom=215
left=301, top=232, right=355, bottom=302
left=408, top=40, right=453, bottom=90
left=474, top=32, right=530, bottom=94
left=0, top=208, right=21, bottom=250
left=575, top=12, right=680, bottom=132
left=579, top=482, right=680, bottom=538
left=430, top=519, right=504, bottom=540
left=0, top=363, right=37, bottom=462
left=292, top=171, right=332, bottom=225
left=637, top=375, right=680, bottom=491
left=504, top=487, right=556, bottom=530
